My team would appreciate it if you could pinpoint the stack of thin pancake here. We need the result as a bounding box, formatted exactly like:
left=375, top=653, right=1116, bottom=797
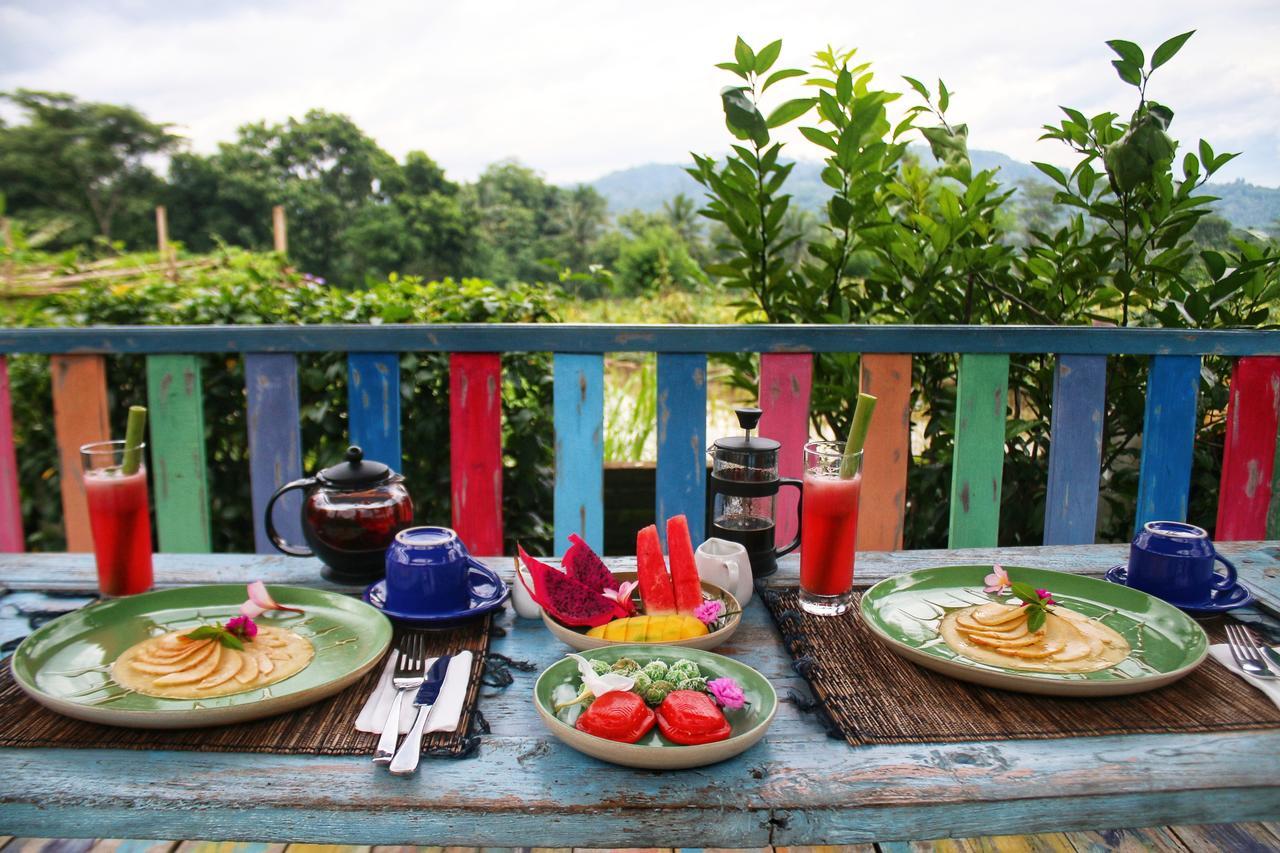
left=939, top=602, right=1129, bottom=673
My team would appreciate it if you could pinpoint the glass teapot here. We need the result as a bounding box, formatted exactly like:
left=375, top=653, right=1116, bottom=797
left=708, top=407, right=802, bottom=578
left=265, top=445, right=414, bottom=582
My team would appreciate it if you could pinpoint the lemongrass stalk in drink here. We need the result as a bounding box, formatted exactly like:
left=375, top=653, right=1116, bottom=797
left=798, top=393, right=877, bottom=616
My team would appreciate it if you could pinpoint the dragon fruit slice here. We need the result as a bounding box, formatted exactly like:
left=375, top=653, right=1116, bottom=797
left=564, top=533, right=619, bottom=593
left=517, top=545, right=626, bottom=628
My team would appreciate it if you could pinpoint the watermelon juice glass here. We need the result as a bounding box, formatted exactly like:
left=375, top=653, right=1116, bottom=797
left=81, top=440, right=154, bottom=597
left=798, top=440, right=861, bottom=616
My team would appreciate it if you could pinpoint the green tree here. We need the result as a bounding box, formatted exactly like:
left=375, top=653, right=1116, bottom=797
left=662, top=193, right=702, bottom=244
left=464, top=160, right=609, bottom=284
left=167, top=110, right=471, bottom=284
left=0, top=90, right=178, bottom=249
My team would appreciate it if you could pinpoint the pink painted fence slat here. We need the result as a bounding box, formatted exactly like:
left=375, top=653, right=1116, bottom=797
left=858, top=353, right=913, bottom=551
left=0, top=357, right=22, bottom=552
left=450, top=353, right=504, bottom=554
left=758, top=353, right=813, bottom=545
left=50, top=354, right=110, bottom=552
left=1217, top=356, right=1280, bottom=540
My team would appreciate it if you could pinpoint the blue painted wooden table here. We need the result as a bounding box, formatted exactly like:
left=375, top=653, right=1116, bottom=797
left=0, top=542, right=1277, bottom=846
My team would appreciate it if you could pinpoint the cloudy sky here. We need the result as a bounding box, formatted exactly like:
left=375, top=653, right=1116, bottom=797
left=3, top=0, right=1278, bottom=186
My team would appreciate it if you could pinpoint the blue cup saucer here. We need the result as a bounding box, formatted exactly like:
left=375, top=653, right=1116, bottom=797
left=364, top=560, right=509, bottom=627
left=1104, top=564, right=1254, bottom=614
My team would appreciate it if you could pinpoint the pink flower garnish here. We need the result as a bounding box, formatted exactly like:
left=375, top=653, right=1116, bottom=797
left=225, top=615, right=258, bottom=639
left=706, top=676, right=746, bottom=710
left=240, top=580, right=305, bottom=618
left=602, top=580, right=639, bottom=614
left=983, top=564, right=1011, bottom=595
left=1035, top=589, right=1056, bottom=606
left=694, top=599, right=724, bottom=625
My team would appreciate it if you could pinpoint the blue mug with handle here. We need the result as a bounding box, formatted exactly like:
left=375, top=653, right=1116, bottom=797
left=1126, top=521, right=1237, bottom=606
left=384, top=526, right=472, bottom=614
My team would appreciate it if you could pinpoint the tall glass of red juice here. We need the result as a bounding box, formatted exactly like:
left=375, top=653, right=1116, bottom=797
left=799, top=440, right=861, bottom=615
left=81, top=440, right=154, bottom=596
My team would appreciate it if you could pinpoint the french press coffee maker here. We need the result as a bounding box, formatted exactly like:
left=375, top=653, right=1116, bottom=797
left=708, top=407, right=803, bottom=578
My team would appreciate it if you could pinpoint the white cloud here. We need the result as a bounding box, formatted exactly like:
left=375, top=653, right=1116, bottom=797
left=2, top=0, right=1277, bottom=185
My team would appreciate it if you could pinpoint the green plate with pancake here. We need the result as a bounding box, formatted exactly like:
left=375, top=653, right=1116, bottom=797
left=860, top=566, right=1208, bottom=697
left=11, top=584, right=392, bottom=728
left=533, top=644, right=776, bottom=769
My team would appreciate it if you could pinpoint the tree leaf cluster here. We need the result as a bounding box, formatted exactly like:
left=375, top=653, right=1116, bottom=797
left=693, top=34, right=1280, bottom=545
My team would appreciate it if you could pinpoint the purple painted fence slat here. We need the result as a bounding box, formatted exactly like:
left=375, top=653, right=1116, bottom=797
left=1044, top=354, right=1107, bottom=545
left=245, top=353, right=304, bottom=555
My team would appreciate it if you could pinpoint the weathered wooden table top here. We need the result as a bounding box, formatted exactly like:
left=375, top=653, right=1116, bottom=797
left=0, top=542, right=1277, bottom=846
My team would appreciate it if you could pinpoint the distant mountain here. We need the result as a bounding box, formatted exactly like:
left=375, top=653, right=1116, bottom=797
left=585, top=149, right=1280, bottom=230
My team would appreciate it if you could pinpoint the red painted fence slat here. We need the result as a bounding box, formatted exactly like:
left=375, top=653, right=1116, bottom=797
left=449, top=353, right=504, bottom=554
left=1217, top=356, right=1280, bottom=540
left=858, top=353, right=913, bottom=551
left=0, top=357, right=22, bottom=552
left=50, top=354, right=110, bottom=552
left=758, top=353, right=813, bottom=546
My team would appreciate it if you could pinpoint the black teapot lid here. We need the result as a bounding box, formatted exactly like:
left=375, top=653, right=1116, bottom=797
left=317, top=446, right=394, bottom=488
left=712, top=407, right=780, bottom=454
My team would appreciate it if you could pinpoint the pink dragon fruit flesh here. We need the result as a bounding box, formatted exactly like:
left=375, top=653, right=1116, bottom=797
left=517, top=545, right=627, bottom=628
left=563, top=533, right=619, bottom=593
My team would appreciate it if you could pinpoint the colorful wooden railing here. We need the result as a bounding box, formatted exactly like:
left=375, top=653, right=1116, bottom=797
left=1, top=325, right=1278, bottom=557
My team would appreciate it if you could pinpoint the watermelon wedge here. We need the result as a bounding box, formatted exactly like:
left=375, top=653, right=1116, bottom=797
left=635, top=524, right=676, bottom=614
left=666, top=514, right=702, bottom=615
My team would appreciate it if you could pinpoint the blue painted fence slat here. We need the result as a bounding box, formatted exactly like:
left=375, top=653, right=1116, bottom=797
left=347, top=352, right=401, bottom=471
left=656, top=353, right=707, bottom=546
left=553, top=353, right=605, bottom=553
left=1135, top=354, right=1202, bottom=532
left=5, top=324, right=1279, bottom=356
left=245, top=353, right=305, bottom=555
left=1044, top=354, right=1107, bottom=545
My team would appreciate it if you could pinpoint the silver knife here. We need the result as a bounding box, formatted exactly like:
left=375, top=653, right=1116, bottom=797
left=389, top=655, right=451, bottom=775
left=1264, top=644, right=1280, bottom=677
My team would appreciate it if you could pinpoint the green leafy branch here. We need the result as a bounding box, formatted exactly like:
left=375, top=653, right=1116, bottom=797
left=1009, top=581, right=1055, bottom=633
left=688, top=37, right=815, bottom=320
left=184, top=624, right=245, bottom=651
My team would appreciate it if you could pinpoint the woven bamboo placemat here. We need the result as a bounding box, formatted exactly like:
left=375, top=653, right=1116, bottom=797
left=0, top=618, right=492, bottom=757
left=760, top=586, right=1280, bottom=746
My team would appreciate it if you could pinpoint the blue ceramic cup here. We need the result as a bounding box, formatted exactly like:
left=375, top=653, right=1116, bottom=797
left=384, top=526, right=472, bottom=614
left=1126, top=521, right=1237, bottom=606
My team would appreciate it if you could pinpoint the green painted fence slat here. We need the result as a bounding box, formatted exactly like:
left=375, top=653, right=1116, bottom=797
left=145, top=355, right=211, bottom=552
left=948, top=353, right=1010, bottom=548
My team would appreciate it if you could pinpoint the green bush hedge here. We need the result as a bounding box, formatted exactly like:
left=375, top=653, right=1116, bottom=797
left=7, top=249, right=558, bottom=553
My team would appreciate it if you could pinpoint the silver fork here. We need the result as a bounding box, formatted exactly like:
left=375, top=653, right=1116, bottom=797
left=373, top=632, right=427, bottom=764
left=1224, top=623, right=1280, bottom=679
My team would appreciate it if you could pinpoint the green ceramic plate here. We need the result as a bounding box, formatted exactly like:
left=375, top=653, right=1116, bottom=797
left=11, top=584, right=392, bottom=728
left=533, top=644, right=776, bottom=769
left=860, top=566, right=1209, bottom=697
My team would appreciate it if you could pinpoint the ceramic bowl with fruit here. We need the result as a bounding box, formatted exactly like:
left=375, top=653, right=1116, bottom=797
left=519, top=516, right=744, bottom=652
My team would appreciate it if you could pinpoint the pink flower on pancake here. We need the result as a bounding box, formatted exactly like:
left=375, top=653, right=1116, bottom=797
left=983, top=564, right=1011, bottom=595
left=240, top=580, right=305, bottom=618
left=1036, top=589, right=1056, bottom=606
left=225, top=615, right=258, bottom=639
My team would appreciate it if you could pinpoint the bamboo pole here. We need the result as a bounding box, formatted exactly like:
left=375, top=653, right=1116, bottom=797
left=155, top=206, right=177, bottom=280
left=1, top=218, right=12, bottom=285
left=272, top=205, right=287, bottom=256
